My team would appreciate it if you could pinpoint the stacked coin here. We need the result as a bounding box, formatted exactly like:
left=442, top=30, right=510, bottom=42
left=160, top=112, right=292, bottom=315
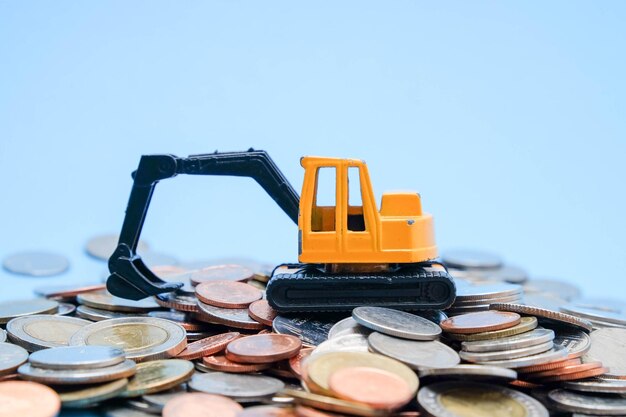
left=446, top=281, right=524, bottom=315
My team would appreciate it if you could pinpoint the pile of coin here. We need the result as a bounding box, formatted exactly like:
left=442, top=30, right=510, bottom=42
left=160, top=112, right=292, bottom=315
left=3, top=244, right=626, bottom=417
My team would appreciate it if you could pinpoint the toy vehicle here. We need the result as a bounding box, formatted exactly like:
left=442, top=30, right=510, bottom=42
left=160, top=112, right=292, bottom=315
left=107, top=149, right=456, bottom=312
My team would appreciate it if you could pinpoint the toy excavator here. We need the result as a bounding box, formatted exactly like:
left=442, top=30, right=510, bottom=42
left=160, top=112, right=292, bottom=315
left=107, top=149, right=456, bottom=312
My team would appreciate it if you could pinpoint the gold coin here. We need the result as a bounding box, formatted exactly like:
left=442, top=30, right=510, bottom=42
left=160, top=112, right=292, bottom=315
left=69, top=317, right=187, bottom=362
left=304, top=352, right=418, bottom=397
left=7, top=315, right=91, bottom=351
left=58, top=378, right=129, bottom=408
left=445, top=316, right=538, bottom=342
left=121, top=359, right=194, bottom=397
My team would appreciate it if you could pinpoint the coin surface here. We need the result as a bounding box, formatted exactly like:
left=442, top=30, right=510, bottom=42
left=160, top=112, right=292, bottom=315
left=58, top=378, right=129, bottom=408
left=155, top=293, right=200, bottom=312
left=176, top=332, right=240, bottom=360
left=304, top=351, right=418, bottom=396
left=548, top=388, right=626, bottom=415
left=190, top=264, right=255, bottom=286
left=441, top=249, right=503, bottom=270
left=489, top=303, right=593, bottom=332
left=2, top=251, right=69, bottom=277
left=7, top=315, right=91, bottom=351
left=462, top=328, right=554, bottom=352
left=476, top=345, right=568, bottom=369
left=0, top=380, right=61, bottom=417
left=0, top=342, right=29, bottom=376
left=445, top=316, right=538, bottom=342
left=195, top=281, right=263, bottom=308
left=69, top=317, right=187, bottom=362
left=18, top=359, right=136, bottom=384
left=282, top=389, right=385, bottom=417
left=0, top=330, right=5, bottom=344
left=583, top=328, right=626, bottom=378
left=352, top=306, right=441, bottom=341
left=328, top=366, right=413, bottom=410
left=311, top=334, right=369, bottom=356
left=418, top=364, right=518, bottom=381
left=367, top=332, right=459, bottom=370
left=122, top=359, right=194, bottom=397
left=552, top=329, right=591, bottom=358
left=0, top=299, right=59, bottom=324
left=454, top=281, right=522, bottom=301
left=526, top=361, right=604, bottom=379
left=202, top=354, right=272, bottom=373
left=328, top=317, right=371, bottom=340
left=189, top=372, right=285, bottom=401
left=28, top=346, right=126, bottom=370
left=273, top=316, right=335, bottom=346
left=564, top=378, right=626, bottom=394
left=248, top=300, right=278, bottom=326
left=418, top=381, right=548, bottom=417
left=77, top=290, right=161, bottom=312
left=441, top=311, right=521, bottom=334
left=141, top=384, right=187, bottom=410
left=516, top=357, right=581, bottom=374
left=237, top=405, right=297, bottom=417
left=162, top=392, right=243, bottom=417
left=225, top=334, right=302, bottom=364
left=34, top=283, right=106, bottom=299
left=288, top=347, right=314, bottom=378
left=197, top=302, right=265, bottom=330
left=76, top=305, right=147, bottom=321
left=460, top=340, right=554, bottom=362
left=86, top=234, right=149, bottom=260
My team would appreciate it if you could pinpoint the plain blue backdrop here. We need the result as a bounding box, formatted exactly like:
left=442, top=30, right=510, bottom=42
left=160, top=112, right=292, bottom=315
left=0, top=3, right=625, bottom=414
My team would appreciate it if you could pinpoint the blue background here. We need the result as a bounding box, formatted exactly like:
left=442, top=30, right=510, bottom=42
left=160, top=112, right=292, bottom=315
left=0, top=4, right=625, bottom=414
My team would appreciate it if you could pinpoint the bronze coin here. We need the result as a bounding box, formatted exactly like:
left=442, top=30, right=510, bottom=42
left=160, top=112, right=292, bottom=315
left=517, top=358, right=581, bottom=374
left=527, top=361, right=604, bottom=379
left=440, top=311, right=521, bottom=334
left=195, top=281, right=263, bottom=308
left=34, top=283, right=106, bottom=299
left=0, top=381, right=61, bottom=417
left=328, top=366, right=414, bottom=410
left=0, top=374, right=18, bottom=382
left=539, top=366, right=608, bottom=382
left=190, top=264, right=255, bottom=286
left=289, top=347, right=314, bottom=378
left=156, top=293, right=200, bottom=313
left=202, top=355, right=271, bottom=373
left=509, top=380, right=541, bottom=389
left=248, top=300, right=277, bottom=326
left=176, top=332, right=241, bottom=360
left=225, top=334, right=302, bottom=364
left=162, top=392, right=243, bottom=417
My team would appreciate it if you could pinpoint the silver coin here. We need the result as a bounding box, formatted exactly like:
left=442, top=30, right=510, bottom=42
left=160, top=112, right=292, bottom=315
left=0, top=342, right=29, bottom=375
left=523, top=278, right=581, bottom=300
left=583, top=328, right=626, bottom=378
left=418, top=381, right=548, bottom=417
left=553, top=329, right=591, bottom=358
left=418, top=364, right=518, bottom=381
left=489, top=303, right=593, bottom=333
left=453, top=293, right=523, bottom=307
left=196, top=301, right=264, bottom=330
left=352, top=306, right=441, bottom=341
left=561, top=304, right=626, bottom=327
left=460, top=340, right=554, bottom=362
left=55, top=302, right=77, bottom=316
left=7, top=315, right=91, bottom=351
left=564, top=378, right=626, bottom=394
left=441, top=249, right=503, bottom=270
left=475, top=345, right=567, bottom=368
left=311, top=334, right=369, bottom=356
left=18, top=359, right=136, bottom=384
left=0, top=298, right=59, bottom=324
left=272, top=315, right=334, bottom=346
left=2, top=251, right=69, bottom=276
left=455, top=281, right=522, bottom=301
left=141, top=384, right=187, bottom=410
left=69, top=317, right=187, bottom=362
left=522, top=293, right=568, bottom=311
left=462, top=328, right=555, bottom=352
left=0, top=329, right=5, bottom=343
left=328, top=317, right=371, bottom=339
left=569, top=297, right=626, bottom=314
left=77, top=290, right=161, bottom=313
left=29, top=346, right=126, bottom=370
left=548, top=388, right=626, bottom=415
left=86, top=234, right=150, bottom=261
left=368, top=331, right=459, bottom=370
left=189, top=372, right=284, bottom=402
left=76, top=305, right=147, bottom=321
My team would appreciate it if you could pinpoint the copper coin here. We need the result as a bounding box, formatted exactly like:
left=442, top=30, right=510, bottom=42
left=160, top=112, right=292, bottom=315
left=517, top=358, right=581, bottom=374
left=34, top=283, right=106, bottom=299
left=527, top=361, right=604, bottom=379
left=225, top=334, right=302, bottom=364
left=289, top=347, right=314, bottom=378
left=238, top=406, right=297, bottom=417
left=540, top=366, right=608, bottom=382
left=156, top=293, right=200, bottom=312
left=190, top=264, right=255, bottom=286
left=248, top=300, right=277, bottom=326
left=176, top=332, right=241, bottom=360
left=162, top=392, right=243, bottom=417
left=195, top=281, right=263, bottom=308
left=441, top=311, right=521, bottom=334
left=0, top=381, right=61, bottom=417
left=328, top=366, right=413, bottom=410
left=148, top=310, right=208, bottom=331
left=0, top=374, right=18, bottom=382
left=509, top=380, right=541, bottom=389
left=202, top=355, right=271, bottom=373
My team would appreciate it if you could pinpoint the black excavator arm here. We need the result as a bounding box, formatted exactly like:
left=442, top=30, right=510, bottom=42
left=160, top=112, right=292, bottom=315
left=107, top=149, right=299, bottom=300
